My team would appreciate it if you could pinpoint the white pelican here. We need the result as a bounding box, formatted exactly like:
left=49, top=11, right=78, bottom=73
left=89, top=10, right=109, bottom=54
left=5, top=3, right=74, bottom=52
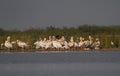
left=1, top=43, right=4, bottom=48
left=93, top=38, right=101, bottom=50
left=58, top=36, right=69, bottom=49
left=34, top=38, right=48, bottom=50
left=83, top=40, right=90, bottom=50
left=16, top=40, right=28, bottom=49
left=45, top=41, right=53, bottom=49
left=89, top=35, right=94, bottom=45
left=34, top=41, right=41, bottom=49
left=52, top=40, right=62, bottom=49
left=4, top=36, right=14, bottom=50
left=5, top=40, right=13, bottom=49
left=62, top=41, right=69, bottom=49
left=68, top=36, right=74, bottom=48
left=40, top=38, right=47, bottom=49
left=74, top=42, right=79, bottom=48
left=79, top=37, right=84, bottom=48
left=34, top=38, right=44, bottom=49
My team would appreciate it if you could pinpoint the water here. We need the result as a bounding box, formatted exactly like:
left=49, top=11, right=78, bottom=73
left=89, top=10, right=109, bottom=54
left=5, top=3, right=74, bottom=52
left=0, top=51, right=120, bottom=76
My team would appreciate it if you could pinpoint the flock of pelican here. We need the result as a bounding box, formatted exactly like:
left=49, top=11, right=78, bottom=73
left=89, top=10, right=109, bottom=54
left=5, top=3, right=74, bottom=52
left=1, top=36, right=28, bottom=50
left=0, top=35, right=101, bottom=51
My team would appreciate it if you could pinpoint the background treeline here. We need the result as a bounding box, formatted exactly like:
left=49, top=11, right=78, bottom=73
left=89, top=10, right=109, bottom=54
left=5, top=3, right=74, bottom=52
left=0, top=25, right=120, bottom=48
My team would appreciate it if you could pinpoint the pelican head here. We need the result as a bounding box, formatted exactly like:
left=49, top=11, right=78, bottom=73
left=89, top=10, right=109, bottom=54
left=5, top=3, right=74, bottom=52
left=7, top=36, right=11, bottom=41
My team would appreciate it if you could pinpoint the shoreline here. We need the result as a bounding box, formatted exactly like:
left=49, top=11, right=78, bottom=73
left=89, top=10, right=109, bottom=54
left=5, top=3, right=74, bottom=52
left=0, top=48, right=120, bottom=53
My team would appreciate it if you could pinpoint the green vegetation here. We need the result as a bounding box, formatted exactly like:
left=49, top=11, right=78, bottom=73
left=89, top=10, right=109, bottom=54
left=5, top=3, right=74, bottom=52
left=0, top=25, right=120, bottom=49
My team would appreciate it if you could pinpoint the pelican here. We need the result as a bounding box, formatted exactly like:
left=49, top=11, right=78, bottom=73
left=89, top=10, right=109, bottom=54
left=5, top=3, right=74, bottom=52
left=5, top=40, right=13, bottom=49
left=4, top=36, right=13, bottom=50
left=34, top=41, right=41, bottom=49
left=45, top=41, right=53, bottom=49
left=51, top=36, right=63, bottom=50
left=34, top=38, right=43, bottom=49
left=61, top=36, right=69, bottom=49
left=52, top=40, right=62, bottom=49
left=93, top=38, right=101, bottom=50
left=74, top=42, right=79, bottom=48
left=40, top=38, right=47, bottom=49
left=83, top=39, right=90, bottom=50
left=79, top=37, right=84, bottom=48
left=62, top=41, right=69, bottom=49
left=44, top=36, right=53, bottom=49
left=68, top=36, right=74, bottom=48
left=58, top=36, right=69, bottom=49
left=1, top=43, right=4, bottom=48
left=89, top=35, right=94, bottom=45
left=16, top=40, right=28, bottom=49
left=34, top=38, right=48, bottom=50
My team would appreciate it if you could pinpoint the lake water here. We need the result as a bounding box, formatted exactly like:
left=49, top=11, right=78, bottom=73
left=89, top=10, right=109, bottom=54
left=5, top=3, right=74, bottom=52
left=0, top=51, right=120, bottom=76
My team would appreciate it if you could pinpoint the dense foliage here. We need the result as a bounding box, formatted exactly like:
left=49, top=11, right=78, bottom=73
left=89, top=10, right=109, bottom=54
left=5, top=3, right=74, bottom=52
left=0, top=25, right=120, bottom=49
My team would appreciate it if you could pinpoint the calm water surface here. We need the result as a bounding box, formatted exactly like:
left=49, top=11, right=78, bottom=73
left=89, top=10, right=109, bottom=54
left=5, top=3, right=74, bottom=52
left=0, top=51, right=120, bottom=76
